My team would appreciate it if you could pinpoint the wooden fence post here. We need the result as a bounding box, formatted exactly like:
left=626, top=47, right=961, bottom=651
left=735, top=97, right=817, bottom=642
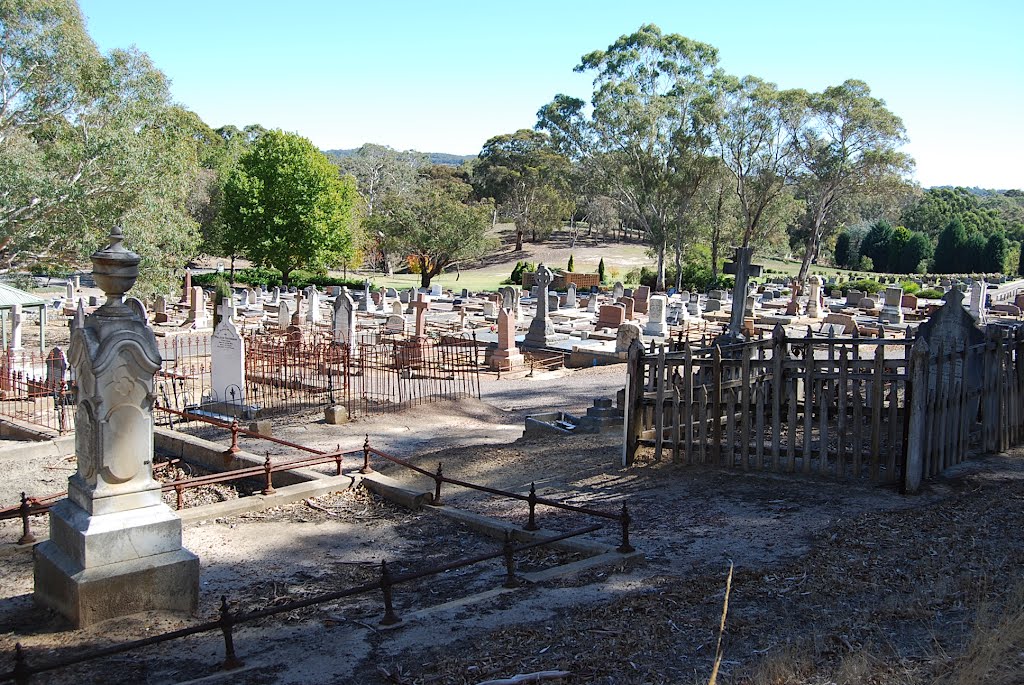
left=904, top=335, right=929, bottom=493
left=623, top=339, right=645, bottom=467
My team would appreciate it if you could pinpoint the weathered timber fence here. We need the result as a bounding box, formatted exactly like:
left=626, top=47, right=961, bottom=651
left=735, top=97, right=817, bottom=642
left=625, top=326, right=912, bottom=483
left=626, top=321, right=1024, bottom=492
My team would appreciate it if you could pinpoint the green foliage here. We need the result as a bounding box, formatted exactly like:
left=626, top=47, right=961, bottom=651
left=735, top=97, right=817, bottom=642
left=367, top=168, right=495, bottom=288
left=598, top=258, right=606, bottom=284
left=834, top=232, right=852, bottom=268
left=933, top=218, right=968, bottom=273
left=0, top=0, right=202, bottom=297
left=567, top=254, right=575, bottom=272
left=503, top=260, right=536, bottom=285
left=211, top=276, right=232, bottom=329
left=222, top=130, right=359, bottom=284
left=860, top=220, right=895, bottom=272
left=839, top=279, right=884, bottom=295
left=984, top=233, right=1007, bottom=273
left=900, top=280, right=921, bottom=295
left=1019, top=242, right=1024, bottom=277
left=902, top=187, right=1005, bottom=238
left=473, top=129, right=571, bottom=250
left=917, top=288, right=944, bottom=299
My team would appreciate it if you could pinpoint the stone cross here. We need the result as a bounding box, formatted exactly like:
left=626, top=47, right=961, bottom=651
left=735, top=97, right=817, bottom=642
left=724, top=246, right=754, bottom=342
left=34, top=226, right=198, bottom=627
left=411, top=293, right=430, bottom=338
left=524, top=264, right=554, bottom=347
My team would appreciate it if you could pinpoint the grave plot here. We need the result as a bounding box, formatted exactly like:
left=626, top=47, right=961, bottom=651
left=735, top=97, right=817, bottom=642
left=0, top=485, right=596, bottom=685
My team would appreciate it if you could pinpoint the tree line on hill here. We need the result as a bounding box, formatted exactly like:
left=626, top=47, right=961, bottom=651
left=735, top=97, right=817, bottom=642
left=3, top=3, right=1022, bottom=297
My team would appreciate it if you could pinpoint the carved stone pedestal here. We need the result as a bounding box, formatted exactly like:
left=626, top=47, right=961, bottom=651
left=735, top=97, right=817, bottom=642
left=34, top=227, right=199, bottom=627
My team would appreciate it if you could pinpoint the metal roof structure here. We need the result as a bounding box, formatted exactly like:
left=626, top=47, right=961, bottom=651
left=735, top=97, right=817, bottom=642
left=0, top=283, right=47, bottom=309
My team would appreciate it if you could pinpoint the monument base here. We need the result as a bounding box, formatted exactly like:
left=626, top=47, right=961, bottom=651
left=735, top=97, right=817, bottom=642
left=34, top=542, right=199, bottom=628
left=34, top=499, right=199, bottom=627
left=490, top=350, right=525, bottom=371
left=879, top=307, right=904, bottom=324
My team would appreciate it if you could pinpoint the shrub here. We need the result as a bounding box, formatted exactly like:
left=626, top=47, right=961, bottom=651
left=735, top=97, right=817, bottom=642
left=839, top=279, right=884, bottom=295
left=917, top=288, right=944, bottom=299
left=900, top=280, right=921, bottom=295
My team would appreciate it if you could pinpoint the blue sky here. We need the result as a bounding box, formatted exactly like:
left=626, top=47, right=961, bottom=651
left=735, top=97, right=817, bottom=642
left=79, top=0, right=1023, bottom=189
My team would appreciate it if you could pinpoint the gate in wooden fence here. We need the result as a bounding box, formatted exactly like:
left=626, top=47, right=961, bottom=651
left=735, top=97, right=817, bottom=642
left=625, top=295, right=1024, bottom=492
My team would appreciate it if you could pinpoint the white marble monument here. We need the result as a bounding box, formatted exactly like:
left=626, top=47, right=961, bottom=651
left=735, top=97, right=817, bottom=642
left=34, top=227, right=199, bottom=627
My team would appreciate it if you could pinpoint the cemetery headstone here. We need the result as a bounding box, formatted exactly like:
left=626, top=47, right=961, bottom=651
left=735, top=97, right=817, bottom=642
left=524, top=264, right=555, bottom=347
left=34, top=227, right=199, bottom=627
left=644, top=295, right=669, bottom=337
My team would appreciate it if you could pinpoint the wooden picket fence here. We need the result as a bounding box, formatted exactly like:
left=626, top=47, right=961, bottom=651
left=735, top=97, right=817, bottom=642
left=625, top=323, right=1024, bottom=492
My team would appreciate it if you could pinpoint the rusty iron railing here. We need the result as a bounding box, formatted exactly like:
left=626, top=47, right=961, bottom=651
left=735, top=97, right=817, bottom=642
left=1, top=525, right=604, bottom=684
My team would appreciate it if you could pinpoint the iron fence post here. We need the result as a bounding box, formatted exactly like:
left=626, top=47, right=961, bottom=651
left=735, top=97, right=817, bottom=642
left=360, top=435, right=373, bottom=474
left=379, top=561, right=401, bottom=626
left=502, top=531, right=520, bottom=588
left=18, top=493, right=35, bottom=546
left=524, top=483, right=539, bottom=531
left=617, top=502, right=634, bottom=554
left=219, top=596, right=244, bottom=670
left=223, top=419, right=241, bottom=461
left=433, top=463, right=444, bottom=506
left=334, top=443, right=342, bottom=476
left=12, top=643, right=30, bottom=685
left=262, top=454, right=275, bottom=495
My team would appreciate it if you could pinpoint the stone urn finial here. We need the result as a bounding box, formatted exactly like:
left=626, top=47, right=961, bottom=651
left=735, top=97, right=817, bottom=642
left=90, top=225, right=140, bottom=315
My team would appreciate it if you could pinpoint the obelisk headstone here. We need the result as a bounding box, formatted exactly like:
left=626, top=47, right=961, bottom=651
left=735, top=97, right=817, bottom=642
left=34, top=227, right=199, bottom=627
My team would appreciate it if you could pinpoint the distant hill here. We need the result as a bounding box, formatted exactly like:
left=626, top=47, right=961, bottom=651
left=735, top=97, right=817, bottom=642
left=324, top=148, right=474, bottom=167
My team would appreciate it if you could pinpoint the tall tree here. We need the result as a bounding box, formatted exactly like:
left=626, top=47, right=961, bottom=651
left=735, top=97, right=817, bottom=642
left=367, top=168, right=494, bottom=288
left=787, top=80, right=913, bottom=282
left=902, top=187, right=1005, bottom=239
left=335, top=143, right=427, bottom=217
left=221, top=130, right=359, bottom=284
left=0, top=0, right=202, bottom=295
left=933, top=218, right=968, bottom=273
left=473, top=129, right=571, bottom=251
left=537, top=24, right=719, bottom=291
left=712, top=75, right=799, bottom=251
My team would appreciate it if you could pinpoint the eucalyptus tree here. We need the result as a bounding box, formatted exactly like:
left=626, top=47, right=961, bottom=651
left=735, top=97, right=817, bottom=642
left=366, top=167, right=494, bottom=288
left=712, top=75, right=801, bottom=252
left=1, top=0, right=202, bottom=295
left=473, top=129, right=571, bottom=251
left=537, top=24, right=719, bottom=291
left=788, top=80, right=912, bottom=281
left=335, top=143, right=427, bottom=217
